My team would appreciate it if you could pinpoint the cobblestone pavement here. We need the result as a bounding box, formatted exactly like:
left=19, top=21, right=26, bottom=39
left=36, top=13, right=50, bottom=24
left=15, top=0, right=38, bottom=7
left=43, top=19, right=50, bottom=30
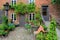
left=0, top=27, right=35, bottom=40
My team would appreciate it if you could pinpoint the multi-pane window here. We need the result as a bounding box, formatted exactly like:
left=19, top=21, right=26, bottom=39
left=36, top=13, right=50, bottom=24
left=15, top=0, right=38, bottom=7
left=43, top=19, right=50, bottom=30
left=29, top=13, right=35, bottom=20
left=29, top=0, right=34, bottom=3
left=12, top=0, right=16, bottom=6
left=12, top=13, right=16, bottom=22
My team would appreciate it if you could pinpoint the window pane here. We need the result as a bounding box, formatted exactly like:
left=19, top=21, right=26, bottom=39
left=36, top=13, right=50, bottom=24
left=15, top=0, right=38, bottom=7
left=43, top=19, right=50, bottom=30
left=30, top=14, right=31, bottom=20
left=29, top=0, right=34, bottom=3
left=33, top=13, right=35, bottom=20
left=12, top=0, right=16, bottom=6
left=14, top=14, right=16, bottom=20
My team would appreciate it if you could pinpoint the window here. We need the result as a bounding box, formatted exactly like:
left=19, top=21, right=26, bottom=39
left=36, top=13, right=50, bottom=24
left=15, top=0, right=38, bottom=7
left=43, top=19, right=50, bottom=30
left=12, top=13, right=16, bottom=22
left=29, top=0, right=34, bottom=3
left=42, top=6, right=48, bottom=16
left=29, top=13, right=35, bottom=20
left=12, top=0, right=16, bottom=6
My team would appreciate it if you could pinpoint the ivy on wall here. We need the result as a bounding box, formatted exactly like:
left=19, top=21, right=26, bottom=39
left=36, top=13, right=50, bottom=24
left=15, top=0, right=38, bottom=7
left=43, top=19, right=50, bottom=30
left=52, top=0, right=60, bottom=4
left=10, top=2, right=35, bottom=15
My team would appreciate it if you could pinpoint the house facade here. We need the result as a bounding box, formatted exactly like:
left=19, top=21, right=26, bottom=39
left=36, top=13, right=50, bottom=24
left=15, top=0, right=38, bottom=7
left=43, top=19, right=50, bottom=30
left=0, top=0, right=60, bottom=25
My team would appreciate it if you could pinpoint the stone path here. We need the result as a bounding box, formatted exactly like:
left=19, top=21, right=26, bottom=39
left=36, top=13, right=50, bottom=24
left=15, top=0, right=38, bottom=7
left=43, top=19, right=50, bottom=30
left=0, top=27, right=35, bottom=40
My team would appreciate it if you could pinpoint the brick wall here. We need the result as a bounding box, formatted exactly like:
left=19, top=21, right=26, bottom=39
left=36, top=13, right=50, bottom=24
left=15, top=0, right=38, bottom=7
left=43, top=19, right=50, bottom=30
left=0, top=0, right=28, bottom=9
left=0, top=0, right=11, bottom=9
left=35, top=0, right=60, bottom=18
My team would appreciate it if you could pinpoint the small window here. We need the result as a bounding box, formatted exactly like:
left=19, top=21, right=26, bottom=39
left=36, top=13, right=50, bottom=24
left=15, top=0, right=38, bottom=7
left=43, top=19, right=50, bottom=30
left=12, top=0, right=16, bottom=6
left=12, top=13, right=16, bottom=21
left=29, top=13, right=35, bottom=20
left=42, top=6, right=48, bottom=16
left=29, top=0, right=34, bottom=3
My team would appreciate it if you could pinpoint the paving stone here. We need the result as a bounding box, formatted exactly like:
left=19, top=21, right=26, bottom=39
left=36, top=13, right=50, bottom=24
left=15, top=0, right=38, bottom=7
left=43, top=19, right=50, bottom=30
left=0, top=27, right=35, bottom=40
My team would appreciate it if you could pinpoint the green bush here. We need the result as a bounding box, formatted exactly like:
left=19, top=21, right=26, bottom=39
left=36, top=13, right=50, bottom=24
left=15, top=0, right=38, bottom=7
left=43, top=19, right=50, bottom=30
left=0, top=30, right=8, bottom=36
left=2, top=31, right=8, bottom=36
left=0, top=16, right=16, bottom=36
left=42, top=24, right=47, bottom=30
left=46, top=18, right=57, bottom=40
left=0, top=30, right=4, bottom=35
left=2, top=16, right=8, bottom=24
left=0, top=24, right=5, bottom=30
left=0, top=24, right=8, bottom=30
left=8, top=23, right=15, bottom=30
left=25, top=23, right=31, bottom=29
left=36, top=32, right=45, bottom=40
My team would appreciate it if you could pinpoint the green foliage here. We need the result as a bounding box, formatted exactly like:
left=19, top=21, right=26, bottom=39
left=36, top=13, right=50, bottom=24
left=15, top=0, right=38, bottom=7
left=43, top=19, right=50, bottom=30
left=51, top=0, right=60, bottom=4
left=8, top=23, right=15, bottom=30
left=0, top=16, right=15, bottom=36
left=29, top=20, right=40, bottom=26
left=27, top=3, right=35, bottom=13
left=46, top=18, right=57, bottom=40
left=0, top=30, right=4, bottom=35
left=42, top=24, right=47, bottom=30
left=0, top=24, right=8, bottom=36
left=2, top=31, right=8, bottom=36
left=25, top=23, right=31, bottom=29
left=36, top=32, right=46, bottom=40
left=14, top=3, right=27, bottom=15
left=2, top=16, right=8, bottom=24
left=35, top=13, right=43, bottom=24
left=11, top=2, right=35, bottom=14
left=51, top=0, right=56, bottom=4
left=0, top=24, right=5, bottom=30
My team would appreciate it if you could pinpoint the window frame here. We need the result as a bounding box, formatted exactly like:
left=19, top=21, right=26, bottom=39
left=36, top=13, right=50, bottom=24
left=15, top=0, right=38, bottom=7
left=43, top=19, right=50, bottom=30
left=42, top=5, right=48, bottom=16
left=29, top=0, right=34, bottom=4
left=12, top=0, right=16, bottom=6
left=12, top=13, right=16, bottom=22
left=29, top=13, right=35, bottom=20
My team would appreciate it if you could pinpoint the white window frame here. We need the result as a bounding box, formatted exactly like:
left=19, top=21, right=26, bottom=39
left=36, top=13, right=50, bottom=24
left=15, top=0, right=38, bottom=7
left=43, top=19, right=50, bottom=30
left=29, top=13, right=35, bottom=20
left=12, top=13, right=16, bottom=22
left=12, top=0, right=16, bottom=6
left=28, top=0, right=35, bottom=3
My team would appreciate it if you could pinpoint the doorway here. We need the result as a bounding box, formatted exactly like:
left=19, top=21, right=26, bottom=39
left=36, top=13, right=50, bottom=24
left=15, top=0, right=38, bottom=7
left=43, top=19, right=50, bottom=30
left=19, top=15, right=26, bottom=27
left=42, top=5, right=49, bottom=21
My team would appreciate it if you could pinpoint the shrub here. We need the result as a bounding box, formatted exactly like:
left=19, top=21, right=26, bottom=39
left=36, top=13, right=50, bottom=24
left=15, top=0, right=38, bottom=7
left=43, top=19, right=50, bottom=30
left=42, top=24, right=47, bottom=30
left=0, top=30, right=8, bottom=36
left=25, top=23, right=31, bottom=29
left=36, top=32, right=45, bottom=40
left=0, top=24, right=8, bottom=30
left=0, top=30, right=4, bottom=36
left=2, top=16, right=8, bottom=24
left=2, top=31, right=8, bottom=36
left=46, top=18, right=57, bottom=40
left=0, top=24, right=9, bottom=36
left=8, top=23, right=15, bottom=30
left=0, top=24, right=5, bottom=30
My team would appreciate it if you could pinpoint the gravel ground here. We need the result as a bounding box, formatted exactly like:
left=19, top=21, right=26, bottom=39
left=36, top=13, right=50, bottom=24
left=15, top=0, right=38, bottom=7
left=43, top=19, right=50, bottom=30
left=0, top=27, right=35, bottom=40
